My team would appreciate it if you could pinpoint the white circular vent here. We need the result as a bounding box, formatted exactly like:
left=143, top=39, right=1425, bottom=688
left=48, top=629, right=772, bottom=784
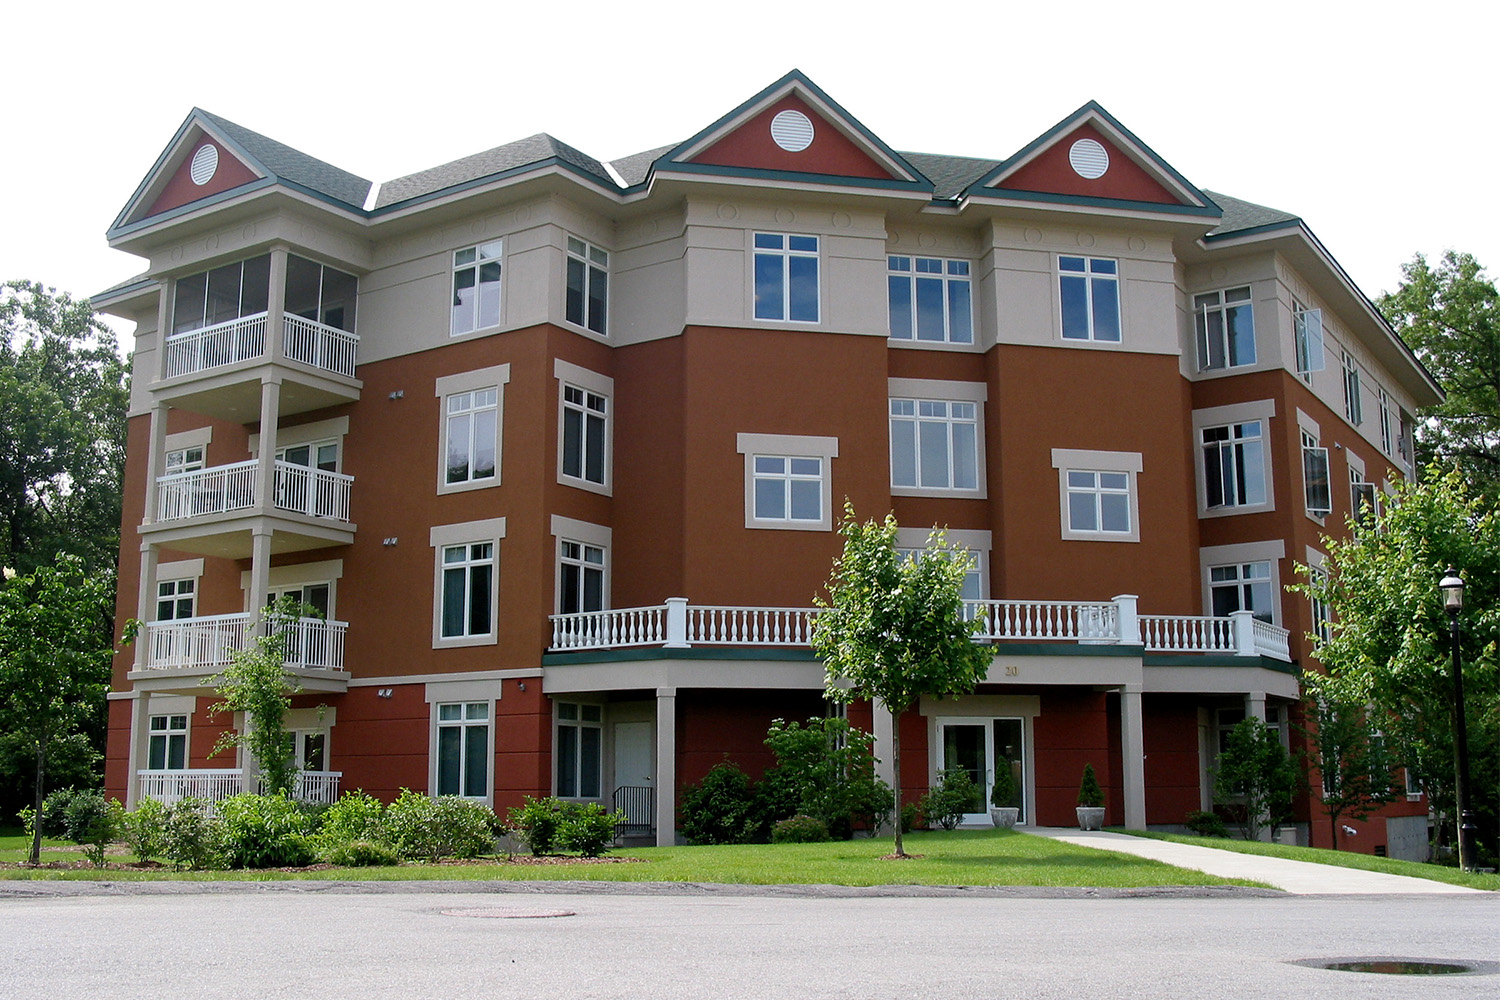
left=189, top=143, right=220, bottom=186
left=1068, top=138, right=1109, bottom=179
left=770, top=110, right=815, bottom=152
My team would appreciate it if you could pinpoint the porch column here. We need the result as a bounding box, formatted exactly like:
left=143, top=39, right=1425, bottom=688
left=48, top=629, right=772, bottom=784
left=1244, top=692, right=1267, bottom=723
left=134, top=542, right=158, bottom=670
left=1120, top=685, right=1146, bottom=830
left=153, top=278, right=173, bottom=382
left=247, top=527, right=274, bottom=637
left=871, top=700, right=895, bottom=794
left=266, top=248, right=288, bottom=365
left=143, top=402, right=169, bottom=525
left=125, top=692, right=153, bottom=809
left=654, top=687, right=676, bottom=847
left=253, top=378, right=282, bottom=522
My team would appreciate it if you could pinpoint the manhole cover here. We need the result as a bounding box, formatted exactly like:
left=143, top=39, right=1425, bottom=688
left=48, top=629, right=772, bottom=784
left=440, top=907, right=576, bottom=919
left=1292, top=957, right=1495, bottom=976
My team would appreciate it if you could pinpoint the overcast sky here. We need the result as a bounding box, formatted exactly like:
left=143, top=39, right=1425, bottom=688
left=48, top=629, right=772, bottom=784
left=4, top=0, right=1494, bottom=337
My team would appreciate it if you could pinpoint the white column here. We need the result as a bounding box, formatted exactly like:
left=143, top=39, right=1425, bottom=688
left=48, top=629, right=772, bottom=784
left=134, top=543, right=158, bottom=670
left=663, top=598, right=688, bottom=648
left=125, top=693, right=153, bottom=809
left=143, top=403, right=169, bottom=525
left=1112, top=594, right=1140, bottom=645
left=1230, top=610, right=1257, bottom=657
left=1120, top=685, right=1146, bottom=830
left=266, top=248, right=288, bottom=365
left=871, top=699, right=895, bottom=792
left=1244, top=692, right=1267, bottom=723
left=247, top=528, right=274, bottom=637
left=253, top=379, right=282, bottom=518
left=153, top=278, right=173, bottom=382
left=654, top=688, right=676, bottom=846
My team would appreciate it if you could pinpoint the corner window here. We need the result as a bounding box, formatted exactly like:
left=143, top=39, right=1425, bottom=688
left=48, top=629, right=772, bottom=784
left=1196, top=286, right=1255, bottom=370
left=451, top=242, right=503, bottom=336
left=753, top=233, right=819, bottom=323
left=737, top=433, right=838, bottom=531
left=436, top=702, right=490, bottom=798
left=890, top=399, right=978, bottom=491
left=435, top=365, right=510, bottom=494
left=147, top=714, right=188, bottom=770
left=284, top=255, right=358, bottom=333
left=1051, top=449, right=1141, bottom=542
left=1343, top=352, right=1363, bottom=425
left=1294, top=304, right=1324, bottom=381
left=430, top=517, right=505, bottom=647
left=1209, top=562, right=1274, bottom=622
left=1301, top=430, right=1331, bottom=518
left=1058, top=256, right=1120, bottom=342
left=888, top=256, right=973, bottom=343
left=556, top=702, right=602, bottom=799
left=1201, top=421, right=1266, bottom=509
left=565, top=237, right=608, bottom=335
left=555, top=360, right=612, bottom=495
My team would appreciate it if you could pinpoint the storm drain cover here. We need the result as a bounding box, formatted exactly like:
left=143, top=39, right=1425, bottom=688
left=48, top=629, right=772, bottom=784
left=440, top=907, right=576, bottom=919
left=1292, top=957, right=1495, bottom=976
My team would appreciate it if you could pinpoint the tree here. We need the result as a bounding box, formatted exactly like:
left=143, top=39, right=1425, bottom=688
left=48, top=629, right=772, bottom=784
left=1293, top=465, right=1499, bottom=864
left=763, top=716, right=891, bottom=839
left=1302, top=695, right=1400, bottom=850
left=1212, top=718, right=1298, bottom=841
left=209, top=598, right=310, bottom=797
left=812, top=505, right=992, bottom=857
left=1377, top=252, right=1500, bottom=497
left=0, top=554, right=114, bottom=864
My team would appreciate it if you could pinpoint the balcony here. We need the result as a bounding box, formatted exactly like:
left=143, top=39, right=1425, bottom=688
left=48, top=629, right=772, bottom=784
left=136, top=769, right=342, bottom=809
left=548, top=597, right=1292, bottom=662
left=162, top=312, right=358, bottom=381
left=143, top=461, right=356, bottom=557
left=132, top=613, right=349, bottom=692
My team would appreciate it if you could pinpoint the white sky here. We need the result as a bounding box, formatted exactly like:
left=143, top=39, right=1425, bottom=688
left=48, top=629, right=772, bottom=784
left=4, top=0, right=1495, bottom=336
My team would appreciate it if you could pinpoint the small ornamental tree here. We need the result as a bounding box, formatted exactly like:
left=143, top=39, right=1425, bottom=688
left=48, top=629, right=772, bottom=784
left=209, top=597, right=312, bottom=796
left=1213, top=718, right=1298, bottom=841
left=1303, top=695, right=1400, bottom=851
left=813, top=505, right=991, bottom=857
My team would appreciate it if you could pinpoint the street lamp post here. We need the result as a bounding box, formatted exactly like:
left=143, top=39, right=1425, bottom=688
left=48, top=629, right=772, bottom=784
left=1439, top=567, right=1478, bottom=872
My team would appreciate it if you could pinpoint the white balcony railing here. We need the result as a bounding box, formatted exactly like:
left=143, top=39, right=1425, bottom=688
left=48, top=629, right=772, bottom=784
left=548, top=597, right=1292, bottom=662
left=283, top=314, right=358, bottom=379
left=154, top=461, right=352, bottom=524
left=161, top=313, right=269, bottom=379
left=136, top=769, right=343, bottom=809
left=143, top=613, right=348, bottom=672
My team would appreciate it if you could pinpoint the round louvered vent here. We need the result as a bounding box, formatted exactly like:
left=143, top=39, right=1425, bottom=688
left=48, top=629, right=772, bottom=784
left=770, top=110, right=815, bottom=152
left=189, top=144, right=220, bottom=186
left=1068, top=138, right=1109, bottom=179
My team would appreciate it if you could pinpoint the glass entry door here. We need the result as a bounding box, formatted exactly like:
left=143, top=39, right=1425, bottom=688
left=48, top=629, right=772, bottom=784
left=938, top=717, right=1028, bottom=825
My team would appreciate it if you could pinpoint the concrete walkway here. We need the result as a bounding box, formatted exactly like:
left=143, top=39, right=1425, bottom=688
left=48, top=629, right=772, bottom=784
left=1031, top=827, right=1485, bottom=894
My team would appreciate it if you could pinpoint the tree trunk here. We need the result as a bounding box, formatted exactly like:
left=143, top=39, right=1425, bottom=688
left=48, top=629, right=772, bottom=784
left=29, top=743, right=45, bottom=865
left=891, top=704, right=904, bottom=858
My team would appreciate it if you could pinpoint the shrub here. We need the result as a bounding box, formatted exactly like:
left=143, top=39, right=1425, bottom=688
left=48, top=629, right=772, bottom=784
left=321, top=839, right=402, bottom=867
left=217, top=792, right=317, bottom=868
left=919, top=765, right=977, bottom=831
left=386, top=789, right=498, bottom=861
left=161, top=800, right=225, bottom=871
left=507, top=795, right=566, bottom=855
left=772, top=814, right=831, bottom=844
left=557, top=802, right=627, bottom=857
left=1077, top=763, right=1104, bottom=808
left=679, top=762, right=764, bottom=845
left=1212, top=719, right=1297, bottom=840
left=1186, top=809, right=1229, bottom=838
left=124, top=798, right=168, bottom=863
left=41, top=787, right=80, bottom=838
left=899, top=802, right=924, bottom=833
left=310, top=790, right=389, bottom=864
left=60, top=789, right=125, bottom=868
left=763, top=718, right=889, bottom=839
left=991, top=760, right=1018, bottom=809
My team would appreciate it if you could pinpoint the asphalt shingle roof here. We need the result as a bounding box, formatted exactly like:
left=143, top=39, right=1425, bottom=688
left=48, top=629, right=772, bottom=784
left=1204, top=190, right=1300, bottom=237
left=897, top=151, right=1000, bottom=200
left=609, top=144, right=676, bottom=187
left=375, top=134, right=614, bottom=209
left=199, top=110, right=372, bottom=210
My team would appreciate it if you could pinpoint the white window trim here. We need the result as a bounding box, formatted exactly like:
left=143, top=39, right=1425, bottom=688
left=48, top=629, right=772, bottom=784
left=551, top=515, right=612, bottom=615
left=886, top=254, right=975, bottom=345
left=895, top=527, right=990, bottom=600
left=425, top=679, right=501, bottom=804
left=888, top=378, right=988, bottom=499
left=430, top=518, right=506, bottom=648
left=554, top=359, right=613, bottom=496
left=239, top=559, right=344, bottom=613
left=164, top=427, right=212, bottom=454
left=450, top=241, right=505, bottom=339
left=1192, top=399, right=1276, bottom=518
left=1050, top=449, right=1142, bottom=543
left=563, top=235, right=610, bottom=338
left=247, top=416, right=349, bottom=456
left=749, top=231, right=821, bottom=327
left=1298, top=410, right=1329, bottom=526
left=1193, top=285, right=1258, bottom=372
left=156, top=559, right=204, bottom=586
left=735, top=432, right=839, bottom=531
left=146, top=710, right=192, bottom=771
left=553, top=700, right=606, bottom=801
left=1305, top=546, right=1332, bottom=645
left=1199, top=540, right=1285, bottom=627
left=1056, top=254, right=1122, bottom=344
left=435, top=364, right=511, bottom=495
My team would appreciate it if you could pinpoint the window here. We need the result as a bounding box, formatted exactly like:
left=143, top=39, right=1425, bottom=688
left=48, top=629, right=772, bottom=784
left=565, top=237, right=608, bottom=335
left=1196, top=286, right=1255, bottom=370
left=1378, top=387, right=1393, bottom=455
left=451, top=241, right=502, bottom=335
left=147, top=714, right=188, bottom=770
left=1209, top=562, right=1274, bottom=622
left=896, top=528, right=990, bottom=611
left=559, top=539, right=606, bottom=615
left=1050, top=449, right=1141, bottom=542
left=430, top=519, right=505, bottom=647
left=164, top=446, right=204, bottom=477
left=1343, top=352, right=1363, bottom=425
left=171, top=254, right=271, bottom=334
left=888, top=256, right=972, bottom=343
left=436, top=702, right=489, bottom=798
left=155, top=579, right=196, bottom=621
left=1202, top=421, right=1267, bottom=509
left=897, top=548, right=983, bottom=602
left=1058, top=256, right=1120, bottom=342
left=753, top=233, right=819, bottom=322
left=284, top=255, right=358, bottom=333
left=1294, top=305, right=1325, bottom=380
left=435, top=365, right=510, bottom=494
left=556, top=702, right=603, bottom=799
left=554, top=361, right=612, bottom=494
left=890, top=399, right=978, bottom=491
left=1350, top=468, right=1379, bottom=527
left=737, top=433, right=837, bottom=531
left=1301, top=430, right=1331, bottom=518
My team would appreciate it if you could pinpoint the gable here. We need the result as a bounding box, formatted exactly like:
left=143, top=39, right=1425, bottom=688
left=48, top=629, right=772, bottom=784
left=994, top=123, right=1181, bottom=205
left=688, top=93, right=897, bottom=181
left=146, top=128, right=262, bottom=217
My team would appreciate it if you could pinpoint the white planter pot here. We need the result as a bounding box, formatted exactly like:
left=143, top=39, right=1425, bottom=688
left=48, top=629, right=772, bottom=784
left=989, top=807, right=1020, bottom=829
left=1076, top=806, right=1106, bottom=831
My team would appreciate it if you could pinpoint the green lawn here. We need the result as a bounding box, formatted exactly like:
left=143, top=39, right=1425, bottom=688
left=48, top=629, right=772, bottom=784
left=1118, top=829, right=1499, bottom=891
left=0, top=829, right=1271, bottom=888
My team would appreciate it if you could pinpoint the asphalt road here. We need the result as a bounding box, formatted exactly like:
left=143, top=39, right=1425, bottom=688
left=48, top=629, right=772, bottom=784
left=2, top=884, right=1496, bottom=999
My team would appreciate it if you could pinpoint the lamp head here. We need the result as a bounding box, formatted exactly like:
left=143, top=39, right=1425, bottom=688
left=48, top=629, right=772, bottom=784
left=1439, top=566, right=1465, bottom=613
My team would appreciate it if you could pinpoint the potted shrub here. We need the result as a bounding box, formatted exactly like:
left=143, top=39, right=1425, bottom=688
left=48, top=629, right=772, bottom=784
left=1075, top=763, right=1105, bottom=830
left=988, top=761, right=1020, bottom=828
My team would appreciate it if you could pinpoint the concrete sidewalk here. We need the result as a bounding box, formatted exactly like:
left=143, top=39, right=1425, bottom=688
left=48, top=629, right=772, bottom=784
left=1031, top=827, right=1485, bottom=894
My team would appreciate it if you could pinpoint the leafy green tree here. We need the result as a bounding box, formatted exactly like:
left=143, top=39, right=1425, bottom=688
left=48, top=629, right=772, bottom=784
left=0, top=554, right=115, bottom=863
left=1303, top=695, right=1400, bottom=850
left=813, top=505, right=992, bottom=857
left=1212, top=718, right=1298, bottom=841
left=1377, top=252, right=1500, bottom=496
left=763, top=716, right=891, bottom=839
left=1294, top=465, right=1499, bottom=864
left=209, top=598, right=310, bottom=797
